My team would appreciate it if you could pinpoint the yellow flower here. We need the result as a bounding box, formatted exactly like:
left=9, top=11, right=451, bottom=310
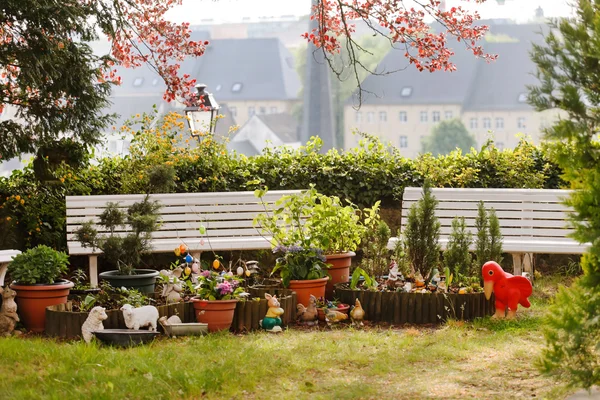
left=5, top=217, right=11, bottom=221
left=15, top=195, right=20, bottom=201
left=20, top=199, right=24, bottom=205
left=36, top=227, right=40, bottom=232
left=60, top=178, right=65, bottom=183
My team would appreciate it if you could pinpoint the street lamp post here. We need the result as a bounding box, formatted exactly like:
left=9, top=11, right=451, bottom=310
left=184, top=84, right=220, bottom=141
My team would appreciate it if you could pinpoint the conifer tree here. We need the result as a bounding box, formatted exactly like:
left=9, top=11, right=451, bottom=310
left=474, top=201, right=490, bottom=270
left=528, top=0, right=600, bottom=388
left=443, top=217, right=473, bottom=279
left=487, top=209, right=503, bottom=264
left=403, top=183, right=441, bottom=279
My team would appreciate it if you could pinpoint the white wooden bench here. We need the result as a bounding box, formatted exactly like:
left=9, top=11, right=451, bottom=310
left=0, top=249, right=21, bottom=287
left=66, top=190, right=301, bottom=287
left=387, top=187, right=588, bottom=275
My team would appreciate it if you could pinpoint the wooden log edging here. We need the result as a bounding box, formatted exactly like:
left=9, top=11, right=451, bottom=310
left=334, top=284, right=494, bottom=324
left=231, top=287, right=296, bottom=333
left=45, top=301, right=195, bottom=339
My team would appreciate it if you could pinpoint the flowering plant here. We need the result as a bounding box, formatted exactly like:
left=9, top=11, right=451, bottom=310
left=193, top=270, right=247, bottom=301
left=271, top=245, right=330, bottom=287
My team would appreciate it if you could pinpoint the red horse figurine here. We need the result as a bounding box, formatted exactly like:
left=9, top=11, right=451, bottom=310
left=482, top=261, right=533, bottom=319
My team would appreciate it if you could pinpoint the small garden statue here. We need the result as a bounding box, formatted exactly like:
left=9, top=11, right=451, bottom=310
left=296, top=294, right=318, bottom=326
left=81, top=306, right=108, bottom=343
left=0, top=286, right=19, bottom=336
left=386, top=260, right=402, bottom=289
left=259, top=293, right=284, bottom=333
left=121, top=304, right=159, bottom=331
left=324, top=308, right=348, bottom=326
left=350, top=298, right=365, bottom=327
left=160, top=268, right=184, bottom=304
left=482, top=261, right=532, bottom=319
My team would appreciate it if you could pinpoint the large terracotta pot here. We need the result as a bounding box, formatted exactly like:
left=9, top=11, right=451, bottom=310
left=10, top=279, right=74, bottom=333
left=191, top=298, right=238, bottom=332
left=288, top=277, right=329, bottom=308
left=325, top=252, right=355, bottom=299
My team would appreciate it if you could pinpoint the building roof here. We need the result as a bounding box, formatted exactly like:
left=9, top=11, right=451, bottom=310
left=352, top=22, right=549, bottom=111
left=228, top=113, right=300, bottom=156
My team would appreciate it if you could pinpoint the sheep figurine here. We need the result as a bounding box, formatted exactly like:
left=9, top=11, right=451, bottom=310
left=120, top=304, right=159, bottom=331
left=81, top=306, right=108, bottom=343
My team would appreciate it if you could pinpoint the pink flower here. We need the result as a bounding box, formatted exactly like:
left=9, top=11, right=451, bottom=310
left=216, top=281, right=233, bottom=295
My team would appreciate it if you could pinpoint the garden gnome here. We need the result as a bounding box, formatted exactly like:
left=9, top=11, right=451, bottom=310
left=482, top=261, right=532, bottom=319
left=260, top=293, right=284, bottom=333
left=0, top=286, right=19, bottom=336
left=386, top=260, right=402, bottom=289
left=160, top=268, right=184, bottom=304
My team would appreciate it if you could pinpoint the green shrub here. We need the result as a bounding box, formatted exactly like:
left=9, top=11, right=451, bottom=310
left=9, top=245, right=69, bottom=284
left=443, top=217, right=473, bottom=281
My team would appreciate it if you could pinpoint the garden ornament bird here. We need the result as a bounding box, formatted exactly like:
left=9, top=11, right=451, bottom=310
left=482, top=261, right=532, bottom=319
left=324, top=308, right=348, bottom=326
left=349, top=298, right=365, bottom=327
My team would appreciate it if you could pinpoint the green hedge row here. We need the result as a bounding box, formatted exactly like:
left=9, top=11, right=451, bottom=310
left=0, top=130, right=564, bottom=252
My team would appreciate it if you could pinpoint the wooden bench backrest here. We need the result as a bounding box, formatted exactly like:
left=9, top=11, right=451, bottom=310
left=401, top=187, right=575, bottom=242
left=66, top=190, right=302, bottom=255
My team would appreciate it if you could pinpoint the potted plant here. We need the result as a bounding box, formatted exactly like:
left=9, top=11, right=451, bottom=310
left=190, top=270, right=247, bottom=332
left=315, top=297, right=350, bottom=322
left=254, top=186, right=381, bottom=299
left=271, top=245, right=330, bottom=307
left=8, top=245, right=73, bottom=332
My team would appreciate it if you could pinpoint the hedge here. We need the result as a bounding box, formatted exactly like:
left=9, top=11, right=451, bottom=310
left=0, top=113, right=564, bottom=252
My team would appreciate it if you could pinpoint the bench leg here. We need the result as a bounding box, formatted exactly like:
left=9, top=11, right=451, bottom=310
left=89, top=255, right=98, bottom=287
left=511, top=253, right=534, bottom=280
left=0, top=263, right=7, bottom=287
left=191, top=251, right=202, bottom=263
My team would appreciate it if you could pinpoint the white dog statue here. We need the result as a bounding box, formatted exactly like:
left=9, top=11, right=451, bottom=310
left=81, top=306, right=108, bottom=343
left=120, top=304, right=159, bottom=331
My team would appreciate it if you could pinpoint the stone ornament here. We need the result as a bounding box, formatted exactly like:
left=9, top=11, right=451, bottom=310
left=82, top=306, right=108, bottom=343
left=296, top=294, right=318, bottom=326
left=0, top=286, right=19, bottom=336
left=160, top=268, right=184, bottom=304
left=120, top=304, right=159, bottom=331
left=260, top=293, right=284, bottom=333
left=482, top=261, right=533, bottom=319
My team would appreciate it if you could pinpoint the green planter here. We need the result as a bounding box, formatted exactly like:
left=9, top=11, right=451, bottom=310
left=98, top=269, right=159, bottom=293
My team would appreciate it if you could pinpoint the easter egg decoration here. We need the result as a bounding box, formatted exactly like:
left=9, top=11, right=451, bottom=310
left=191, top=262, right=200, bottom=274
left=198, top=225, right=206, bottom=235
left=179, top=244, right=188, bottom=254
left=236, top=266, right=244, bottom=276
left=174, top=247, right=181, bottom=257
left=212, top=259, right=220, bottom=270
left=185, top=254, right=193, bottom=264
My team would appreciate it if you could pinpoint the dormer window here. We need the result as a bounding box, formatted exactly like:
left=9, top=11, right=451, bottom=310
left=215, top=84, right=222, bottom=91
left=401, top=87, right=413, bottom=97
left=151, top=78, right=159, bottom=86
left=518, top=93, right=527, bottom=103
left=133, top=77, right=144, bottom=87
left=231, top=82, right=243, bottom=93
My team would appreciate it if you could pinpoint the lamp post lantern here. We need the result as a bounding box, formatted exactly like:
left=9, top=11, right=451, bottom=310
left=184, top=84, right=220, bottom=140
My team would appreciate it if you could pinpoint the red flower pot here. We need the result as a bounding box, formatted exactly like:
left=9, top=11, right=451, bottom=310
left=288, top=277, right=329, bottom=308
left=191, top=298, right=238, bottom=333
left=10, top=279, right=74, bottom=333
left=325, top=252, right=355, bottom=299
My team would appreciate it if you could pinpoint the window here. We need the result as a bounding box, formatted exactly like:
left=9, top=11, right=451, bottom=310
left=518, top=93, right=527, bottom=103
left=399, top=136, right=408, bottom=148
left=420, top=111, right=428, bottom=123
left=470, top=118, right=478, bottom=129
left=133, top=77, right=144, bottom=87
left=215, top=84, right=222, bottom=91
left=483, top=117, right=491, bottom=129
left=355, top=112, right=362, bottom=123
left=151, top=78, right=159, bottom=86
left=248, top=106, right=255, bottom=117
left=517, top=117, right=526, bottom=129
left=399, top=111, right=407, bottom=123
left=495, top=117, right=504, bottom=129
left=379, top=111, right=387, bottom=122
left=229, top=106, right=237, bottom=118
left=401, top=87, right=413, bottom=97
left=432, top=111, right=440, bottom=122
left=231, top=82, right=243, bottom=93
left=497, top=142, right=505, bottom=150
left=270, top=106, right=278, bottom=114
left=367, top=112, right=374, bottom=123
left=445, top=111, right=453, bottom=120
left=259, top=106, right=266, bottom=115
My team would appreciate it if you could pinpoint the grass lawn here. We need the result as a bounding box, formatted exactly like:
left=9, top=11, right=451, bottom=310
left=0, top=276, right=576, bottom=400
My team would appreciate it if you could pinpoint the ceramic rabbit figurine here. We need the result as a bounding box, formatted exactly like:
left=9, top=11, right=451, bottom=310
left=259, top=293, right=284, bottom=333
left=0, top=286, right=19, bottom=336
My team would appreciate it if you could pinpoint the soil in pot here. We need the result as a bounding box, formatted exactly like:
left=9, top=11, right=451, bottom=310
left=325, top=252, right=355, bottom=299
left=10, top=279, right=74, bottom=333
left=288, top=277, right=329, bottom=308
left=191, top=298, right=238, bottom=333
left=98, top=269, right=159, bottom=293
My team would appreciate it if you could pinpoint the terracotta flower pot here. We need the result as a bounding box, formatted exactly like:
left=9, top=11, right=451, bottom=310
left=10, top=279, right=74, bottom=333
left=325, top=252, right=355, bottom=299
left=191, top=298, right=238, bottom=332
left=288, top=277, right=329, bottom=308
left=317, top=303, right=350, bottom=322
